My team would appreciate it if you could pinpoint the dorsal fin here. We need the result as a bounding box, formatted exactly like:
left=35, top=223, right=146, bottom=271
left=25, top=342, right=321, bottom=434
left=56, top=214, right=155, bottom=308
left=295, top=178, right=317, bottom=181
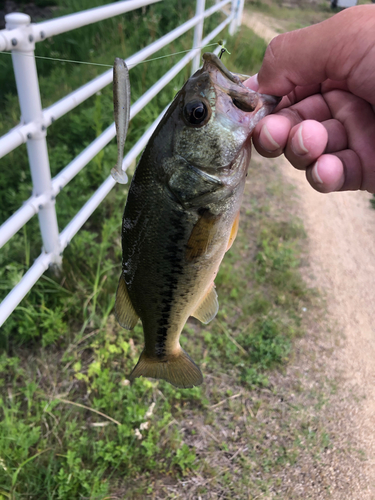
left=115, top=273, right=139, bottom=329
left=192, top=285, right=219, bottom=324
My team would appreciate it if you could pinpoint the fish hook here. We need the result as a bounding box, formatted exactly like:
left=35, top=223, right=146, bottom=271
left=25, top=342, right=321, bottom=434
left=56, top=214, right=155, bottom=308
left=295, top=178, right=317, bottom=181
left=217, top=40, right=231, bottom=60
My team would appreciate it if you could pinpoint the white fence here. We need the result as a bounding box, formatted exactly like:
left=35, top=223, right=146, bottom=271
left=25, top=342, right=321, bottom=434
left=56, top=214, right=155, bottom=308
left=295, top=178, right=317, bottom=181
left=0, top=0, right=244, bottom=327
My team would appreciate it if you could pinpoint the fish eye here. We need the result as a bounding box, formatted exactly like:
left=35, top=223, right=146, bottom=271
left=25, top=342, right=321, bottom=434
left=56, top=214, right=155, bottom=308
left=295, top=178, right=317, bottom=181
left=183, top=100, right=209, bottom=126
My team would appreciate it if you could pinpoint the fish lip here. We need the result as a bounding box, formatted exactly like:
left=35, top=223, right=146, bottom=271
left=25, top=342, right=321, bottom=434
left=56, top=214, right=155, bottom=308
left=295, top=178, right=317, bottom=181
left=225, top=139, right=252, bottom=171
left=259, top=93, right=282, bottom=107
left=202, top=52, right=242, bottom=85
left=255, top=93, right=282, bottom=118
left=177, top=155, right=222, bottom=183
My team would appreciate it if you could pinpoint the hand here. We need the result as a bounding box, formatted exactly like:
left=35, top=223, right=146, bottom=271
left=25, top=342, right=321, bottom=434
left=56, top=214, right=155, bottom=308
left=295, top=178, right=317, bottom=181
left=244, top=5, right=375, bottom=194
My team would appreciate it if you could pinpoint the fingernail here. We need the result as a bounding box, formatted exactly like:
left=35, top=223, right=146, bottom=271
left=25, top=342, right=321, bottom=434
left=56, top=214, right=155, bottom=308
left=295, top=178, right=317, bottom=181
left=260, top=123, right=280, bottom=152
left=291, top=125, right=309, bottom=155
left=311, top=160, right=323, bottom=184
left=244, top=73, right=259, bottom=92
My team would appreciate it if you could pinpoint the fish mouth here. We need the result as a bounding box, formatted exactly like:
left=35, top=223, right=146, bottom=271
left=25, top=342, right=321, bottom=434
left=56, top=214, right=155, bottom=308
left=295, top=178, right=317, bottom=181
left=202, top=52, right=281, bottom=114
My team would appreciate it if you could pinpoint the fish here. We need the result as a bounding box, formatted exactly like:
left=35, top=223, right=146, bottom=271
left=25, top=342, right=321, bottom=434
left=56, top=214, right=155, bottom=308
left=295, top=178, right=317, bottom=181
left=114, top=53, right=280, bottom=388
left=111, top=57, right=131, bottom=184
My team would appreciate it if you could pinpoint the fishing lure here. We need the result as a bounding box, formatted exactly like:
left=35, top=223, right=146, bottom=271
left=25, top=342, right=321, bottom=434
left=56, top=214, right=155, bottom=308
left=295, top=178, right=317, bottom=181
left=111, top=57, right=131, bottom=184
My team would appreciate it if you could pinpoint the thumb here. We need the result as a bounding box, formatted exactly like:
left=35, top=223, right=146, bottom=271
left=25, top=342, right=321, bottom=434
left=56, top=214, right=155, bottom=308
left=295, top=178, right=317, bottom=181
left=245, top=5, right=375, bottom=98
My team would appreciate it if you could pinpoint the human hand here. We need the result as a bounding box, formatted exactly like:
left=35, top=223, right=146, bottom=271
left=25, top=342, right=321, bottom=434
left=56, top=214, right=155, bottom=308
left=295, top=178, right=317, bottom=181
left=244, top=5, right=375, bottom=194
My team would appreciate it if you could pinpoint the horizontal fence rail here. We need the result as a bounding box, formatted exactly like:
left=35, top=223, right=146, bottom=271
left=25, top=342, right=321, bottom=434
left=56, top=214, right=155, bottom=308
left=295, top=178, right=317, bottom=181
left=0, top=0, right=162, bottom=51
left=0, top=0, right=244, bottom=327
left=0, top=0, right=232, bottom=161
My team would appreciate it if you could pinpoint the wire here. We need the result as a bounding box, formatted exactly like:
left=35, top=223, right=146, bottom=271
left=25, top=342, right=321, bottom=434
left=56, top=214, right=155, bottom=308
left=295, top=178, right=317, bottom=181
left=0, top=43, right=218, bottom=69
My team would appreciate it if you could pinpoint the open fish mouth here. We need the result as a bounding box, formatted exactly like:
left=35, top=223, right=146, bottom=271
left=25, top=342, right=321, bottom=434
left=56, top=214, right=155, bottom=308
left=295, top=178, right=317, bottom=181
left=202, top=52, right=281, bottom=116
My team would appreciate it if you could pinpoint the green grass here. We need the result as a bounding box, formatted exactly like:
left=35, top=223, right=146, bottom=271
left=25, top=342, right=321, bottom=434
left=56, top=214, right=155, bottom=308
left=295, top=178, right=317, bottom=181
left=0, top=154, right=317, bottom=497
left=0, top=2, right=336, bottom=497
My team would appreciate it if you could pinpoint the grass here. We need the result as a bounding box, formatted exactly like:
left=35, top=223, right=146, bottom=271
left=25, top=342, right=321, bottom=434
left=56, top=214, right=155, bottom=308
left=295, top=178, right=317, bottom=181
left=0, top=153, right=320, bottom=498
left=0, top=1, right=346, bottom=498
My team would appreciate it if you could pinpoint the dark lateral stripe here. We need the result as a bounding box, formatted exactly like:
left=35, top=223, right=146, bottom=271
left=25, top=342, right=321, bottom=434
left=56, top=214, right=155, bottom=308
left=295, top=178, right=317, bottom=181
left=155, top=212, right=186, bottom=357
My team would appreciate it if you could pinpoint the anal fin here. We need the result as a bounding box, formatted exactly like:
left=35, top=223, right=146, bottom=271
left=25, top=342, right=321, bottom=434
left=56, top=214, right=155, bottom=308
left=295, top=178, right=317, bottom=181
left=192, top=285, right=219, bottom=324
left=129, top=349, right=203, bottom=388
left=115, top=273, right=139, bottom=329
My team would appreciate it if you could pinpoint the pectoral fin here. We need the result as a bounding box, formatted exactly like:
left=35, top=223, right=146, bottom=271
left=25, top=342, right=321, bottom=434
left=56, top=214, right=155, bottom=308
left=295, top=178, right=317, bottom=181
left=192, top=285, right=219, bottom=324
left=186, top=211, right=220, bottom=260
left=115, top=274, right=139, bottom=329
left=226, top=211, right=240, bottom=251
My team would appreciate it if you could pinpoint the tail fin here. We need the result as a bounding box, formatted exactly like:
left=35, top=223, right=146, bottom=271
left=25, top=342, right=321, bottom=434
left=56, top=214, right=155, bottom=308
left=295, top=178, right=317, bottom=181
left=129, top=349, right=203, bottom=388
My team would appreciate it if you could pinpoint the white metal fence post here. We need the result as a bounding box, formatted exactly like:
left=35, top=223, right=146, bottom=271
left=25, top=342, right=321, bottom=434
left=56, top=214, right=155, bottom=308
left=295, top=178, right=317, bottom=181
left=237, top=0, right=245, bottom=28
left=191, top=0, right=205, bottom=74
left=5, top=13, right=62, bottom=266
left=229, top=0, right=238, bottom=35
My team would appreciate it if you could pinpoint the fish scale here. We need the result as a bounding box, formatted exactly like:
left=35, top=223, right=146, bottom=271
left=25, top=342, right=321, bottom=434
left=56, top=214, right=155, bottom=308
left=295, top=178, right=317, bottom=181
left=114, top=53, right=280, bottom=388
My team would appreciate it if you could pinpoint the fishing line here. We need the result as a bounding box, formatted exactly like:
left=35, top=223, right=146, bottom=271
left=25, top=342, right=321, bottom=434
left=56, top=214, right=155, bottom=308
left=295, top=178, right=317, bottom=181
left=1, top=52, right=113, bottom=67
left=0, top=42, right=219, bottom=69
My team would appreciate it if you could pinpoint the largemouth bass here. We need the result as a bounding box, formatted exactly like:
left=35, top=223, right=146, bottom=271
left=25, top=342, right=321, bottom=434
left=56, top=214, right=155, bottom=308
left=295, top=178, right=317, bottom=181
left=115, top=53, right=279, bottom=388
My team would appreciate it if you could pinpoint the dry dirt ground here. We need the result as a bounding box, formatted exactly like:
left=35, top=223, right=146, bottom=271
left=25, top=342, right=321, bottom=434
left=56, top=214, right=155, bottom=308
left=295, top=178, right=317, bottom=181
left=281, top=156, right=375, bottom=499
left=244, top=11, right=375, bottom=499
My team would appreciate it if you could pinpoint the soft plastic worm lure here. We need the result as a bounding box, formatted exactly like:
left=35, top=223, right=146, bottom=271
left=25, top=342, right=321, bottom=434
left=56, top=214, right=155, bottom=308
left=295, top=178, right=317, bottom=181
left=111, top=57, right=131, bottom=184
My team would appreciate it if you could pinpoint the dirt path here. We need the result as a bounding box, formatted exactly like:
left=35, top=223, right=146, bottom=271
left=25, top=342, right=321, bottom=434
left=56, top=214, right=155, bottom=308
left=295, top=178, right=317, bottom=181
left=243, top=12, right=375, bottom=497
left=282, top=159, right=375, bottom=498
left=242, top=11, right=283, bottom=44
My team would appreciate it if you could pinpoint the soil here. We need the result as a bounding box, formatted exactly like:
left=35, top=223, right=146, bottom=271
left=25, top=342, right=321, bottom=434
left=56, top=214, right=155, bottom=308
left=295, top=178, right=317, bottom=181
left=281, top=156, right=375, bottom=499
left=243, top=11, right=375, bottom=498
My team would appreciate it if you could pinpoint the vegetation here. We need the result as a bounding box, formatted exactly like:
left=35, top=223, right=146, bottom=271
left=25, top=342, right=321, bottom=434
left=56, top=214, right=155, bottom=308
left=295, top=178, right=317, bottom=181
left=0, top=1, right=337, bottom=498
